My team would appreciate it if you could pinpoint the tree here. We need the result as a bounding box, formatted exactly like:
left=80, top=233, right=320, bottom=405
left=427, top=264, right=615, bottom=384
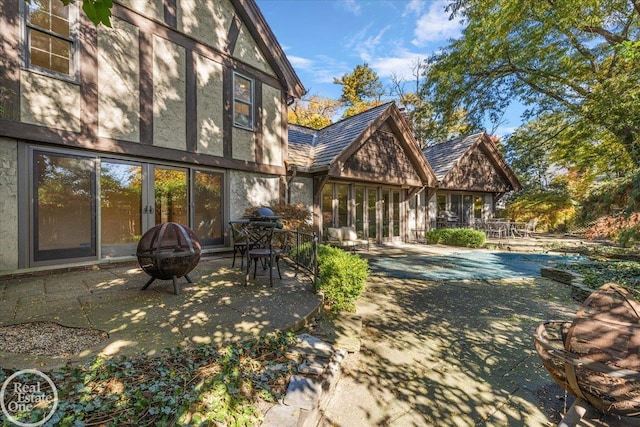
left=333, top=63, right=384, bottom=118
left=287, top=95, right=341, bottom=130
left=423, top=0, right=640, bottom=165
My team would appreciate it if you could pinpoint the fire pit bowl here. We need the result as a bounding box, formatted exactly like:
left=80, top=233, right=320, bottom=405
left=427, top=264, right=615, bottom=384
left=136, top=222, right=201, bottom=295
left=533, top=283, right=640, bottom=420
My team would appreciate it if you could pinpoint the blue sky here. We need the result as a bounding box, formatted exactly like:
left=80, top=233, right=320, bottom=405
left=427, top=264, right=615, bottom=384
left=255, top=0, right=524, bottom=136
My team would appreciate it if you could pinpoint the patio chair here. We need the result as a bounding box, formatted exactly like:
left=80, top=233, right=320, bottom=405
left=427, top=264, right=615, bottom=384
left=486, top=221, right=507, bottom=239
left=229, top=220, right=249, bottom=269
left=244, top=221, right=282, bottom=287
left=524, top=218, right=538, bottom=237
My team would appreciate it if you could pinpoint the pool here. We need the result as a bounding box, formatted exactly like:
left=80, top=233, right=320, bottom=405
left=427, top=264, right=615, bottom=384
left=369, top=251, right=585, bottom=281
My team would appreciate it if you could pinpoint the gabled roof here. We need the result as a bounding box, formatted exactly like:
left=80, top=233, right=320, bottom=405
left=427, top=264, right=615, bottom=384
left=423, top=132, right=522, bottom=192
left=288, top=103, right=437, bottom=187
left=423, top=133, right=483, bottom=180
left=231, top=0, right=305, bottom=98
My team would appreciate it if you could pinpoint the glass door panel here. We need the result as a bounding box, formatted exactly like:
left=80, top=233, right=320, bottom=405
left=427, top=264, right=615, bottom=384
left=153, top=167, right=188, bottom=225
left=337, top=184, right=349, bottom=227
left=382, top=191, right=390, bottom=239
left=193, top=170, right=224, bottom=245
left=451, top=195, right=461, bottom=220
left=321, top=185, right=334, bottom=230
left=392, top=191, right=400, bottom=238
left=474, top=196, right=483, bottom=220
left=355, top=186, right=364, bottom=237
left=367, top=189, right=376, bottom=240
left=463, top=195, right=474, bottom=225
left=33, top=151, right=96, bottom=262
left=100, top=161, right=142, bottom=257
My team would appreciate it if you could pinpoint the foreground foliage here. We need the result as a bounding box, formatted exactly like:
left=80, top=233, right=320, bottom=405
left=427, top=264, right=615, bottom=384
left=0, top=334, right=296, bottom=427
left=425, top=228, right=486, bottom=248
left=317, top=245, right=369, bottom=312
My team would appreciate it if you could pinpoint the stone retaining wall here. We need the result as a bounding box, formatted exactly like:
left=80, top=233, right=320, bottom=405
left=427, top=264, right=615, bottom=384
left=540, top=266, right=592, bottom=302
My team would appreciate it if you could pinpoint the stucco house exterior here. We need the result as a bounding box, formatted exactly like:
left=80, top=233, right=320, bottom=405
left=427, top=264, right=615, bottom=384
left=0, top=0, right=304, bottom=272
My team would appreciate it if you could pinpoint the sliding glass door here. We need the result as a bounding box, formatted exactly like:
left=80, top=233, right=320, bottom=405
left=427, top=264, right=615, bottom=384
left=31, top=148, right=224, bottom=266
left=33, top=151, right=96, bottom=262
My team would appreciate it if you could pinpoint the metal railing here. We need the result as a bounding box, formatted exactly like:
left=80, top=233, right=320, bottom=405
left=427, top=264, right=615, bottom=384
left=281, top=229, right=318, bottom=291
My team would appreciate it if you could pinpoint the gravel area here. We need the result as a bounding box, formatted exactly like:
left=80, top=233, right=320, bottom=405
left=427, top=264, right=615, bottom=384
left=0, top=322, right=108, bottom=357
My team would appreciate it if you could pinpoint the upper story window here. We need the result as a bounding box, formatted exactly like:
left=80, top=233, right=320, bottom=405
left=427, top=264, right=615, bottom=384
left=233, top=73, right=253, bottom=130
left=24, top=0, right=77, bottom=78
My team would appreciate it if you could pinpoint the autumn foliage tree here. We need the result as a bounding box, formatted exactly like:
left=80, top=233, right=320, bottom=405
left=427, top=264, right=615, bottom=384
left=333, top=63, right=384, bottom=119
left=287, top=95, right=341, bottom=130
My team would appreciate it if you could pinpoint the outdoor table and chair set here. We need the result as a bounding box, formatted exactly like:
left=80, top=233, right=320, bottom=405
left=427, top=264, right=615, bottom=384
left=229, top=207, right=288, bottom=287
left=433, top=210, right=538, bottom=239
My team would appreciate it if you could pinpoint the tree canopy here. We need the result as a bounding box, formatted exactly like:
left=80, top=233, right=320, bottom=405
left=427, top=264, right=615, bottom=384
left=287, top=95, right=341, bottom=130
left=424, top=0, right=640, bottom=165
left=333, top=63, right=384, bottom=118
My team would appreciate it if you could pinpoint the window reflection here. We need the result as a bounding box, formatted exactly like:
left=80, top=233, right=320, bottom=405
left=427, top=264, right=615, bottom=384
left=100, top=162, right=142, bottom=247
left=34, top=151, right=95, bottom=261
left=27, top=0, right=72, bottom=75
left=194, top=171, right=223, bottom=245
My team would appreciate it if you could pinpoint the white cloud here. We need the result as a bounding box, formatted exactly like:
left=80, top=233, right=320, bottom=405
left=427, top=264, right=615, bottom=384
left=287, top=55, right=314, bottom=71
left=371, top=49, right=428, bottom=80
left=340, top=0, right=361, bottom=15
left=403, top=0, right=425, bottom=16
left=346, top=24, right=391, bottom=63
left=412, top=1, right=462, bottom=45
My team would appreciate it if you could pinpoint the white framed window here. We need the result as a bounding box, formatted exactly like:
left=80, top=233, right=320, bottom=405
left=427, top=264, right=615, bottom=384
left=233, top=72, right=253, bottom=130
left=23, top=0, right=78, bottom=79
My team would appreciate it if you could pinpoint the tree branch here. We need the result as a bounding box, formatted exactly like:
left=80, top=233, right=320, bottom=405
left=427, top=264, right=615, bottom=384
left=581, top=26, right=625, bottom=45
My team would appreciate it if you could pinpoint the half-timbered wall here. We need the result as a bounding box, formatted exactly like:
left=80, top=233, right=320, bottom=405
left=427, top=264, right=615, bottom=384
left=0, top=0, right=291, bottom=271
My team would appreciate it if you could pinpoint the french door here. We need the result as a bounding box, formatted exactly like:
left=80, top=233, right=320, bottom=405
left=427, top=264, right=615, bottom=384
left=100, top=162, right=188, bottom=257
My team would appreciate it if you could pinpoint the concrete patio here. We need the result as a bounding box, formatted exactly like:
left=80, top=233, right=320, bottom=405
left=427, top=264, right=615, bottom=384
left=0, top=255, right=322, bottom=371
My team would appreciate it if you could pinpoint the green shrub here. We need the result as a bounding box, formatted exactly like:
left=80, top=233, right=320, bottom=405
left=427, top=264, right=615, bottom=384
left=425, top=228, right=486, bottom=248
left=316, top=245, right=369, bottom=312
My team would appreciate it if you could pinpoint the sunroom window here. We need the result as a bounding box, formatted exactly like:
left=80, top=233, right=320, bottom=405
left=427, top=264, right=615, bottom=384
left=24, top=0, right=76, bottom=77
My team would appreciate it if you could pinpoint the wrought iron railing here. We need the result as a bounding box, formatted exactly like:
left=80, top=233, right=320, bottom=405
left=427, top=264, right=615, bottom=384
left=281, top=229, right=318, bottom=291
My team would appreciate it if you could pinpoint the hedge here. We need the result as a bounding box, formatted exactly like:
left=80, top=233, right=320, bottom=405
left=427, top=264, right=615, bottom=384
left=425, top=228, right=486, bottom=248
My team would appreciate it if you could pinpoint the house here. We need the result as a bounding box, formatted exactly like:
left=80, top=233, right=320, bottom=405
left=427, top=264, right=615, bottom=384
left=0, top=0, right=304, bottom=272
left=288, top=110, right=522, bottom=242
left=423, top=132, right=522, bottom=228
left=0, top=0, right=522, bottom=275
left=287, top=102, right=437, bottom=243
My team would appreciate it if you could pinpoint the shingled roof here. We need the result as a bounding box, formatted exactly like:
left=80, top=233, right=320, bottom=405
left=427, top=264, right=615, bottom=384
left=288, top=103, right=393, bottom=171
left=423, top=132, right=522, bottom=192
left=423, top=133, right=483, bottom=180
left=287, top=102, right=436, bottom=187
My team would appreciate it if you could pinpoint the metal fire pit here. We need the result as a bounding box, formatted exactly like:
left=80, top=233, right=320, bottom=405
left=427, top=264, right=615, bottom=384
left=533, top=283, right=640, bottom=425
left=136, top=222, right=201, bottom=295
